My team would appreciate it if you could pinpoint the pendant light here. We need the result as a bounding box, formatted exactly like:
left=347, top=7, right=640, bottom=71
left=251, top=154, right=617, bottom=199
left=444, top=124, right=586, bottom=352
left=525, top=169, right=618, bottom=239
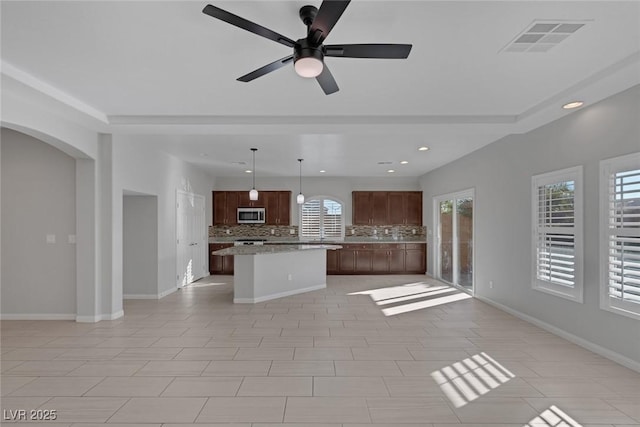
left=297, top=158, right=305, bottom=204
left=249, top=148, right=258, bottom=201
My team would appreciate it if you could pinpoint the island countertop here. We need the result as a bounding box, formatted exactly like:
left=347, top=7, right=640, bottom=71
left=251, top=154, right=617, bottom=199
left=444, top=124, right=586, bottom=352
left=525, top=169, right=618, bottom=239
left=212, top=244, right=342, bottom=256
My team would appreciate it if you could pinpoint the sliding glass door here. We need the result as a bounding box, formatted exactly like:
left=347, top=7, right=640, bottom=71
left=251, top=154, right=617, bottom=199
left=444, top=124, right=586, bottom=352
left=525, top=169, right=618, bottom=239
left=435, top=190, right=474, bottom=293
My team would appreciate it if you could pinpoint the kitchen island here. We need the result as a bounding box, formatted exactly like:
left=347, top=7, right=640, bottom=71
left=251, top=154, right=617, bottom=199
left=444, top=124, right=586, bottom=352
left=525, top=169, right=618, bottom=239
left=211, top=244, right=341, bottom=303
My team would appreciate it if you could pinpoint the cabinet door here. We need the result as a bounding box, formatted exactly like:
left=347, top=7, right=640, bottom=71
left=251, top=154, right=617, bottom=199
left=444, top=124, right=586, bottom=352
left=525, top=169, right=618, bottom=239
left=225, top=192, right=239, bottom=225
left=389, top=248, right=405, bottom=272
left=237, top=191, right=252, bottom=207
left=372, top=249, right=390, bottom=272
left=277, top=191, right=291, bottom=225
left=387, top=192, right=406, bottom=225
left=223, top=255, right=234, bottom=274
left=371, top=192, right=389, bottom=225
left=327, top=249, right=339, bottom=274
left=405, top=244, right=426, bottom=273
left=209, top=244, right=224, bottom=273
left=339, top=248, right=356, bottom=272
left=352, top=192, right=372, bottom=225
left=405, top=192, right=423, bottom=225
left=355, top=250, right=373, bottom=272
left=263, top=191, right=279, bottom=225
left=213, top=192, right=227, bottom=225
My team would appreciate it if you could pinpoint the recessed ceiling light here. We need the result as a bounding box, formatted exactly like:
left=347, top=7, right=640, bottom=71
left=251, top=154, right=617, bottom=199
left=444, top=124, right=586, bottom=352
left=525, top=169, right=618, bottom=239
left=199, top=153, right=208, bottom=157
left=387, top=169, right=395, bottom=173
left=418, top=146, right=429, bottom=151
left=377, top=161, right=393, bottom=165
left=319, top=170, right=326, bottom=173
left=400, top=160, right=409, bottom=165
left=245, top=170, right=252, bottom=173
left=562, top=101, right=584, bottom=110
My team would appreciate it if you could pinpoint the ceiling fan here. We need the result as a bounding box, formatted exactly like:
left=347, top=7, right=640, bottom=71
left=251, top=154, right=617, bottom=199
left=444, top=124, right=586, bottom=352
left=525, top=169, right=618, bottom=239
left=202, top=1, right=412, bottom=95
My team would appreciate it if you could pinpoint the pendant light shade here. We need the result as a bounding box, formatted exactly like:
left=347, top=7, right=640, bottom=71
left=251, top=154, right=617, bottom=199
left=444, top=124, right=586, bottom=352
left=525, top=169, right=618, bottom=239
left=297, top=158, right=305, bottom=205
left=249, top=148, right=258, bottom=201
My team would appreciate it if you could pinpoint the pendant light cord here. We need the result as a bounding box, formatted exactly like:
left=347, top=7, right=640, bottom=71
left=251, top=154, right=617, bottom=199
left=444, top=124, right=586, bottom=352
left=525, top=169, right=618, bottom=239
left=251, top=148, right=257, bottom=189
left=298, top=158, right=303, bottom=194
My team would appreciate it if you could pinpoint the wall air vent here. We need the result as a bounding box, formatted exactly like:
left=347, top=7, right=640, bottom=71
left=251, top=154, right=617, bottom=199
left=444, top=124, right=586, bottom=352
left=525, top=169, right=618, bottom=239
left=501, top=20, right=589, bottom=53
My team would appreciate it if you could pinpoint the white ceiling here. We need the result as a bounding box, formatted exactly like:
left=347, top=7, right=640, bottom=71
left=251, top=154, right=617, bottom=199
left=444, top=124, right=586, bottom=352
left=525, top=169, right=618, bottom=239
left=2, top=1, right=639, bottom=177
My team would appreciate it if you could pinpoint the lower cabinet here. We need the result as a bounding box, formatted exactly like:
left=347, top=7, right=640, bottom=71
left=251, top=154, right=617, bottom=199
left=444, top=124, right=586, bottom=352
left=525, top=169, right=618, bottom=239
left=209, top=243, right=234, bottom=274
left=327, top=243, right=426, bottom=274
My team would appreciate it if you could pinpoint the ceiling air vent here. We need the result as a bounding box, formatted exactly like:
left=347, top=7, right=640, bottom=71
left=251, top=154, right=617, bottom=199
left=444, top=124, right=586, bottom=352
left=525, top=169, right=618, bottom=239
left=501, top=20, right=588, bottom=53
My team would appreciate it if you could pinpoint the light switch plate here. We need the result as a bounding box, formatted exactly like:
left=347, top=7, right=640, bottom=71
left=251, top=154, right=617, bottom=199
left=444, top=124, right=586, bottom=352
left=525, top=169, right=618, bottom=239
left=46, top=234, right=56, bottom=244
left=68, top=234, right=76, bottom=244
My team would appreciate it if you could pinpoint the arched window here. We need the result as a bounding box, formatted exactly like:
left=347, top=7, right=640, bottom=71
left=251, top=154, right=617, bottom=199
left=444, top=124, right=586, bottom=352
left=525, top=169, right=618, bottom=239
left=300, top=197, right=344, bottom=240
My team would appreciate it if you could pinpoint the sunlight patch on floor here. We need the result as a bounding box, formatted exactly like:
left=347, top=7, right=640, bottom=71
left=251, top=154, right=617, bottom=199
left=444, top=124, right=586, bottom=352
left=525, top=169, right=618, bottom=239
left=349, top=281, right=471, bottom=316
left=524, top=405, right=582, bottom=427
left=431, top=351, right=515, bottom=408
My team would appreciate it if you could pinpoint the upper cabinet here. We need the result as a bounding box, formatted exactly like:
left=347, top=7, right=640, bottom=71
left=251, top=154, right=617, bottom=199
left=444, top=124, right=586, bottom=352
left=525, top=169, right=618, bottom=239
left=352, top=191, right=422, bottom=226
left=213, top=191, right=238, bottom=225
left=213, top=190, right=291, bottom=226
left=264, top=191, right=291, bottom=225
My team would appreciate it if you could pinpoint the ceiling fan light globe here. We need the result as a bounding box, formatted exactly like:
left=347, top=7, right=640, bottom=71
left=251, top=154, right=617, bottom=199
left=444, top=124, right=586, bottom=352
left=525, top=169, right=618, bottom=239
left=295, top=57, right=323, bottom=78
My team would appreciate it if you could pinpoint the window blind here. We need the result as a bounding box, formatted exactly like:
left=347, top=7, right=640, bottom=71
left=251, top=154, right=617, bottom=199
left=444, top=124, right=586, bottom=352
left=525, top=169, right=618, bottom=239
left=300, top=198, right=344, bottom=239
left=536, top=181, right=576, bottom=288
left=606, top=169, right=640, bottom=305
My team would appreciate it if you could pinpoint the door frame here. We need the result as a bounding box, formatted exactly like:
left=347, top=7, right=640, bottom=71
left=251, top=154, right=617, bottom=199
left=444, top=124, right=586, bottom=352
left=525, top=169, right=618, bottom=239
left=433, top=188, right=475, bottom=295
left=176, top=189, right=207, bottom=288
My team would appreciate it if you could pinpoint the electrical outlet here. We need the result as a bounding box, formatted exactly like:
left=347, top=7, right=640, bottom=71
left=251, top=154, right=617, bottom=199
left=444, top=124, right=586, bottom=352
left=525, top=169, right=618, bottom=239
left=290, top=228, right=295, bottom=235
left=287, top=274, right=292, bottom=281
left=489, top=281, right=494, bottom=289
left=226, top=229, right=230, bottom=235
left=271, top=229, right=275, bottom=235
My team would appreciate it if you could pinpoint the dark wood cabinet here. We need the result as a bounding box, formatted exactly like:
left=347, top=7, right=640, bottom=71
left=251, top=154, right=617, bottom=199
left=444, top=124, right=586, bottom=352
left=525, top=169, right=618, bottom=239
left=405, top=243, right=426, bottom=273
left=213, top=192, right=238, bottom=225
left=213, top=190, right=291, bottom=226
left=326, top=248, right=340, bottom=274
left=264, top=191, right=291, bottom=225
left=328, top=242, right=426, bottom=275
left=338, top=246, right=356, bottom=273
left=352, top=191, right=422, bottom=226
left=209, top=243, right=234, bottom=274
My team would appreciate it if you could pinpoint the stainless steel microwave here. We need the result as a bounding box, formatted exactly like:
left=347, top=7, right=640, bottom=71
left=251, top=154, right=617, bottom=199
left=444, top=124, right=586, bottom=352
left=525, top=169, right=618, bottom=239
left=237, top=207, right=265, bottom=224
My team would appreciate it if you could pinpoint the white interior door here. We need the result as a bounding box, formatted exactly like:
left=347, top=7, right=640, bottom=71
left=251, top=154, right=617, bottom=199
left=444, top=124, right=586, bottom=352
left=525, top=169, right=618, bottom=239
left=177, top=190, right=206, bottom=287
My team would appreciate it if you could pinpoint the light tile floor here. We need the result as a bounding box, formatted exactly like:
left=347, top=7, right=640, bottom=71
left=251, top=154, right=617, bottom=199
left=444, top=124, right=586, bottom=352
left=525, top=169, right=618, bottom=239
left=1, top=274, right=639, bottom=426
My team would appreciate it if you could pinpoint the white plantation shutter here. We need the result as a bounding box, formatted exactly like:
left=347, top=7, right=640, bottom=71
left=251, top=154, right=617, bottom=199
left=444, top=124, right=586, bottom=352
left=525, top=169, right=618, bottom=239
left=301, top=198, right=344, bottom=240
left=532, top=167, right=583, bottom=302
left=601, top=153, right=640, bottom=319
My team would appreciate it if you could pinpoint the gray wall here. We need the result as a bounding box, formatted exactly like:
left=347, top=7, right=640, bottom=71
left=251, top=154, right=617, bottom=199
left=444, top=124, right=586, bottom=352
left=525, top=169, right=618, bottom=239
left=123, top=195, right=158, bottom=297
left=1, top=128, right=77, bottom=317
left=419, top=85, right=640, bottom=364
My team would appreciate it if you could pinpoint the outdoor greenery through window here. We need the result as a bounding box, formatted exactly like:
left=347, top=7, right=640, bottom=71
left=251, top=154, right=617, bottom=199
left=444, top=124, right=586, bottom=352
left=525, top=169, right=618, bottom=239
left=300, top=197, right=344, bottom=240
left=532, top=166, right=583, bottom=302
left=601, top=153, right=640, bottom=319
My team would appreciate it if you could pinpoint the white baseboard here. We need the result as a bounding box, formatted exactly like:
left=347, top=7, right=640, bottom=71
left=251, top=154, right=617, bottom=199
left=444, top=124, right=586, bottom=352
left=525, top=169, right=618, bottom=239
left=124, top=294, right=158, bottom=300
left=1, top=313, right=75, bottom=321
left=476, top=295, right=640, bottom=373
left=234, top=284, right=327, bottom=304
left=124, top=288, right=177, bottom=300
left=76, top=309, right=124, bottom=323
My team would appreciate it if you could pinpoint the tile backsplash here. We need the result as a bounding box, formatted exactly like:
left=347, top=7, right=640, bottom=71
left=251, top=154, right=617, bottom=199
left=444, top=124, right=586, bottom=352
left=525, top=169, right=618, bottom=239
left=210, top=225, right=299, bottom=238
left=210, top=224, right=426, bottom=239
left=345, top=225, right=426, bottom=238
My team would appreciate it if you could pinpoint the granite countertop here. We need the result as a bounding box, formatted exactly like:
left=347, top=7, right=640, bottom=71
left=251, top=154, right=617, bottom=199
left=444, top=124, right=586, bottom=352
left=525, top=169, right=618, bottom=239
left=209, top=237, right=426, bottom=244
left=212, top=244, right=343, bottom=256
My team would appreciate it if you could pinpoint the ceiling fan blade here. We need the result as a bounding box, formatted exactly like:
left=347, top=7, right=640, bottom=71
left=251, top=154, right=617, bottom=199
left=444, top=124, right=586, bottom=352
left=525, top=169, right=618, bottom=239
left=325, top=44, right=412, bottom=59
left=308, top=0, right=350, bottom=45
left=316, top=64, right=339, bottom=95
left=237, top=55, right=294, bottom=82
left=203, top=4, right=296, bottom=48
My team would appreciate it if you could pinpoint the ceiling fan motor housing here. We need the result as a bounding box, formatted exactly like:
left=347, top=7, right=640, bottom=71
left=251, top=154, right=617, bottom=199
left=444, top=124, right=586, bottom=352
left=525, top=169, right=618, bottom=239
left=294, top=38, right=325, bottom=65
